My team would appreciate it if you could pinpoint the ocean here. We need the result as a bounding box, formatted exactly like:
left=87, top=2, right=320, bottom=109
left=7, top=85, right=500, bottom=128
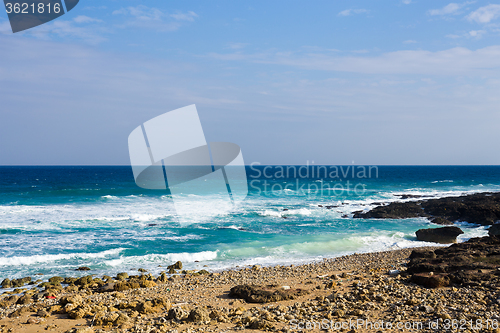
left=0, top=165, right=499, bottom=281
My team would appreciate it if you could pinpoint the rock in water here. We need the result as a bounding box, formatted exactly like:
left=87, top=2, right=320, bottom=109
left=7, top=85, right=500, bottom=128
left=415, top=226, right=463, bottom=244
left=489, top=223, right=500, bottom=236
left=167, top=261, right=183, bottom=270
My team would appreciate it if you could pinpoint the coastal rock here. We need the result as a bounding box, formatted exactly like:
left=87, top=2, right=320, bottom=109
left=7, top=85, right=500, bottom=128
left=353, top=202, right=425, bottom=219
left=60, top=295, right=83, bottom=306
left=229, top=284, right=309, bottom=303
left=97, top=282, right=115, bottom=293
left=49, top=276, right=64, bottom=284
left=1, top=278, right=12, bottom=288
left=167, top=261, right=183, bottom=270
left=114, top=281, right=140, bottom=292
left=355, top=192, right=500, bottom=225
left=76, top=267, right=91, bottom=271
left=168, top=307, right=188, bottom=321
left=16, top=294, right=32, bottom=305
left=415, top=227, right=464, bottom=244
left=116, top=272, right=129, bottom=281
left=0, top=295, right=19, bottom=308
left=188, top=307, right=210, bottom=323
left=408, top=236, right=500, bottom=287
left=489, top=223, right=500, bottom=236
left=430, top=217, right=453, bottom=225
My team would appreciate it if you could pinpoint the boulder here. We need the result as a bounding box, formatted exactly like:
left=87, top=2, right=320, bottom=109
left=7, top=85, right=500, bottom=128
left=407, top=236, right=500, bottom=287
left=188, top=307, right=210, bottom=323
left=167, top=261, right=183, bottom=270
left=489, top=223, right=500, bottom=236
left=229, top=284, right=308, bottom=303
left=430, top=217, right=453, bottom=225
left=415, top=226, right=463, bottom=244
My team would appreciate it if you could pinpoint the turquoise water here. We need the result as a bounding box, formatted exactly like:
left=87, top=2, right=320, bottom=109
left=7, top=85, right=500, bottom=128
left=0, top=166, right=499, bottom=280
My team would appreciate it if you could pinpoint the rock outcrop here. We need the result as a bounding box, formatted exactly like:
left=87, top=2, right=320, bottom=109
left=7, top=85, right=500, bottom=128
left=415, top=226, right=463, bottom=244
left=407, top=236, right=500, bottom=288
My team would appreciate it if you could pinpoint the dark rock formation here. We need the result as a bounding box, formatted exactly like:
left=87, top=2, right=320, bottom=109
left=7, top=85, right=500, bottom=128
left=407, top=236, right=500, bottom=288
left=354, top=192, right=500, bottom=225
left=415, top=226, right=464, bottom=244
left=353, top=202, right=425, bottom=219
left=229, top=285, right=308, bottom=303
left=430, top=217, right=453, bottom=225
left=488, top=223, right=500, bottom=236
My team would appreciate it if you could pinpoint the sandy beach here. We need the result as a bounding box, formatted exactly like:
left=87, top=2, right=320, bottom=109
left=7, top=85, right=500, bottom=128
left=1, top=242, right=498, bottom=333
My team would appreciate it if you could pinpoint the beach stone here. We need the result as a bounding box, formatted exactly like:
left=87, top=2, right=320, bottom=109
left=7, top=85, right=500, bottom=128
left=167, top=261, right=183, bottom=270
left=252, top=265, right=261, bottom=271
left=1, top=278, right=12, bottom=288
left=60, top=295, right=83, bottom=306
left=48, top=276, right=64, bottom=284
left=140, top=280, right=156, bottom=288
left=0, top=295, right=19, bottom=308
left=64, top=277, right=78, bottom=284
left=114, top=312, right=130, bottom=326
left=37, top=308, right=50, bottom=317
left=116, top=272, right=129, bottom=281
left=168, top=307, right=188, bottom=321
left=188, top=307, right=210, bottom=323
left=26, top=317, right=39, bottom=324
left=420, top=305, right=434, bottom=313
left=229, top=284, right=309, bottom=303
left=157, top=273, right=168, bottom=282
left=9, top=307, right=28, bottom=318
left=114, top=281, right=140, bottom=291
left=415, top=227, right=464, bottom=244
left=97, top=283, right=115, bottom=293
left=16, top=294, right=32, bottom=305
left=75, top=275, right=93, bottom=286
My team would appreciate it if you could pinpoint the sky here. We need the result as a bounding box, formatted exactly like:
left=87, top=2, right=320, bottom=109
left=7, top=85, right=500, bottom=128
left=1, top=0, right=500, bottom=165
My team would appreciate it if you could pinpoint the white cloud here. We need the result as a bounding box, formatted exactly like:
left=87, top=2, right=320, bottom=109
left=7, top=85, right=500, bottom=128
left=338, top=9, right=369, bottom=17
left=467, top=4, right=500, bottom=23
left=468, top=29, right=486, bottom=37
left=73, top=15, right=103, bottom=24
left=402, top=0, right=412, bottom=4
left=0, top=15, right=107, bottom=43
left=228, top=43, right=248, bottom=50
left=113, top=6, right=198, bottom=31
left=446, top=29, right=486, bottom=39
left=170, top=11, right=198, bottom=22
left=209, top=46, right=500, bottom=76
left=428, top=2, right=473, bottom=16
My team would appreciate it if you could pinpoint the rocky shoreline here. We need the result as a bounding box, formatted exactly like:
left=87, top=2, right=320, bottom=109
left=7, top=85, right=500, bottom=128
left=353, top=192, right=500, bottom=226
left=1, top=237, right=500, bottom=333
left=1, top=192, right=499, bottom=333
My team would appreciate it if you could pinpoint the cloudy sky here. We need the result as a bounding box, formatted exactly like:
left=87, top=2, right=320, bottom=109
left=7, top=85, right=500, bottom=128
left=1, top=0, right=499, bottom=165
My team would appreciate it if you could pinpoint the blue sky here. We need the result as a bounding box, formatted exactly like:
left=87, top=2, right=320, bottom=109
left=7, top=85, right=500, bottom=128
left=1, top=0, right=500, bottom=165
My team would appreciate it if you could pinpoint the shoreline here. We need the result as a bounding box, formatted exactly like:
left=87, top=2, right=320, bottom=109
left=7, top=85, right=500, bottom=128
left=0, top=244, right=483, bottom=333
